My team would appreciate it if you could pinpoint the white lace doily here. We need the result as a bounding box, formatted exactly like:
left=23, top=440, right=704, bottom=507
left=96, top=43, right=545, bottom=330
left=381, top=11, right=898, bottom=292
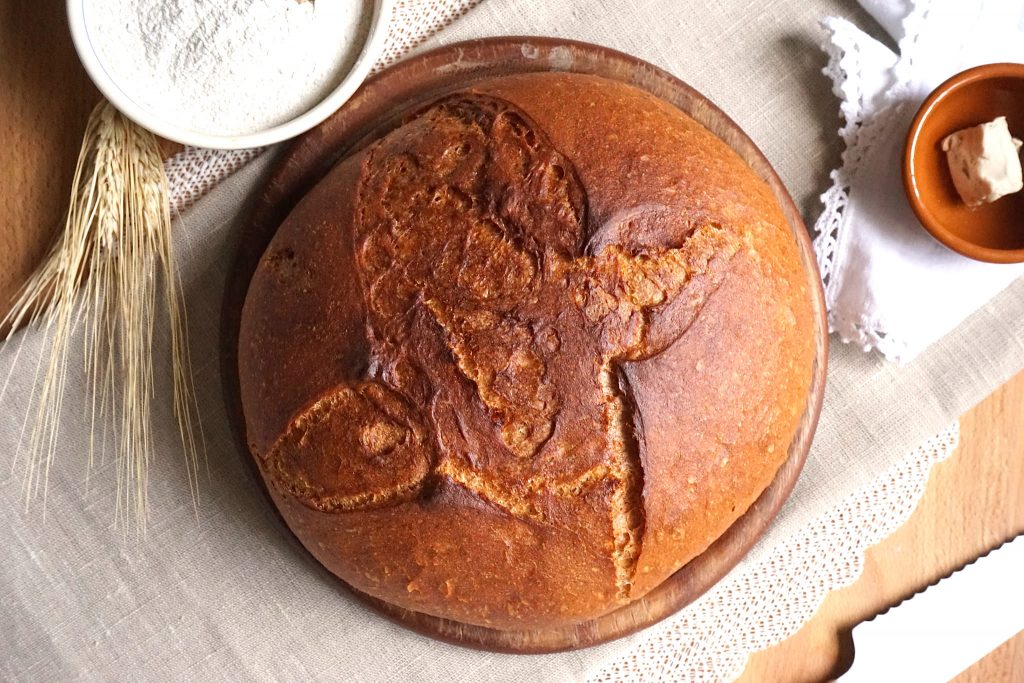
left=591, top=423, right=960, bottom=682
left=814, top=16, right=898, bottom=355
left=812, top=0, right=1024, bottom=364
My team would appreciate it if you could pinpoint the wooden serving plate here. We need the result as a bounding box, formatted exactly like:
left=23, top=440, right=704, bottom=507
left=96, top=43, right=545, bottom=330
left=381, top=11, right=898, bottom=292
left=221, top=37, right=828, bottom=653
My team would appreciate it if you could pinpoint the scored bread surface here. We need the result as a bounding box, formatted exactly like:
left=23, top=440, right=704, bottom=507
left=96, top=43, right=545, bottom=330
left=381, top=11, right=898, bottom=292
left=238, top=72, right=815, bottom=629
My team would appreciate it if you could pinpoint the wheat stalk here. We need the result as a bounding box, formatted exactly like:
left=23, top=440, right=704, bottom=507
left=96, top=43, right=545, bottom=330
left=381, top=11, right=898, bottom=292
left=1, top=100, right=203, bottom=532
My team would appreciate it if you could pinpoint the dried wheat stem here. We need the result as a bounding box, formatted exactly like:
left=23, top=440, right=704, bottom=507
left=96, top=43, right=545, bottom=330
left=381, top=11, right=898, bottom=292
left=1, top=100, right=204, bottom=531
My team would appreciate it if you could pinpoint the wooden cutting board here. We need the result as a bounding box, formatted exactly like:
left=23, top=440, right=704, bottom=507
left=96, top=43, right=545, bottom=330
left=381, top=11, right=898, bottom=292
left=219, top=36, right=827, bottom=653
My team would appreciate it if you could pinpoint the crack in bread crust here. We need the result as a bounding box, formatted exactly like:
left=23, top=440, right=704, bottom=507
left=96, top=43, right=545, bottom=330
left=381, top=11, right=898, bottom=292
left=265, top=93, right=748, bottom=602
left=573, top=227, right=743, bottom=598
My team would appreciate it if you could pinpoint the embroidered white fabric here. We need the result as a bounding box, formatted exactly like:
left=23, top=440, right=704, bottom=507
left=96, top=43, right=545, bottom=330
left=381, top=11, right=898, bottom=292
left=164, top=0, right=483, bottom=217
left=590, top=423, right=960, bottom=682
left=813, top=0, right=1024, bottom=365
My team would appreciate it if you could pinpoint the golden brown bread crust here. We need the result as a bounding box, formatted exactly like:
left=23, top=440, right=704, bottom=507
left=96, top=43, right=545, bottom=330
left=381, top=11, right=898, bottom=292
left=238, top=72, right=815, bottom=629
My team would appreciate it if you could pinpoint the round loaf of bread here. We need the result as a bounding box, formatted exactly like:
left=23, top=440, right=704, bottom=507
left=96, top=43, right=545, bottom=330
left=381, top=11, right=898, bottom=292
left=238, top=72, right=815, bottom=630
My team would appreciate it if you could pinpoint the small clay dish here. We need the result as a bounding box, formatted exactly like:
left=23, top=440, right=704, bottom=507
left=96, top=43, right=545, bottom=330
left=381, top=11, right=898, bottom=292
left=903, top=63, right=1024, bottom=264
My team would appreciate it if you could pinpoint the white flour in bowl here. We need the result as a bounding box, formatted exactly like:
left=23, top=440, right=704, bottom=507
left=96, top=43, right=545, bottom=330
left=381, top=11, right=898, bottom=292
left=84, top=0, right=371, bottom=136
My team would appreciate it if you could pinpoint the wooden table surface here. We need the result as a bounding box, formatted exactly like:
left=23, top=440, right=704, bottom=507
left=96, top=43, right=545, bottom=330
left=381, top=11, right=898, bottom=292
left=738, top=373, right=1024, bottom=682
left=3, top=3, right=1022, bottom=680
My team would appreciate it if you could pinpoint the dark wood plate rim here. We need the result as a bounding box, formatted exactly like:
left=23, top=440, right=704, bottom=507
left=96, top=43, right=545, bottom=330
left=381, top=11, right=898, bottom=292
left=219, top=36, right=829, bottom=654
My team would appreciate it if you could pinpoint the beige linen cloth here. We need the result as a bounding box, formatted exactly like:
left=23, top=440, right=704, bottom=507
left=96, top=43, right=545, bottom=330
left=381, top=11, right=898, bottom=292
left=4, top=1, right=1024, bottom=681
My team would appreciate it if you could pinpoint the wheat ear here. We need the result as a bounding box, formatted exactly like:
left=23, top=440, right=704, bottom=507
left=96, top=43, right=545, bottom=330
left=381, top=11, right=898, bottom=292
left=1, top=100, right=203, bottom=531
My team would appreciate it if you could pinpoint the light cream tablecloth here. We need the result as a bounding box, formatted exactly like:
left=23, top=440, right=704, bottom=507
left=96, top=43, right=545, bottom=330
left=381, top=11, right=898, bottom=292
left=4, top=1, right=1024, bottom=681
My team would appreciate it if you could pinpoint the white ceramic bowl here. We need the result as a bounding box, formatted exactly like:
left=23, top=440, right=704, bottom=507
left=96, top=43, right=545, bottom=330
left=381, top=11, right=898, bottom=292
left=67, top=0, right=393, bottom=149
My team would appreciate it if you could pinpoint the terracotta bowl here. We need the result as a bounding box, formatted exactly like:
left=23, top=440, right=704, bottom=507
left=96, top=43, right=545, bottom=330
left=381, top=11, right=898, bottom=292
left=903, top=63, right=1024, bottom=264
